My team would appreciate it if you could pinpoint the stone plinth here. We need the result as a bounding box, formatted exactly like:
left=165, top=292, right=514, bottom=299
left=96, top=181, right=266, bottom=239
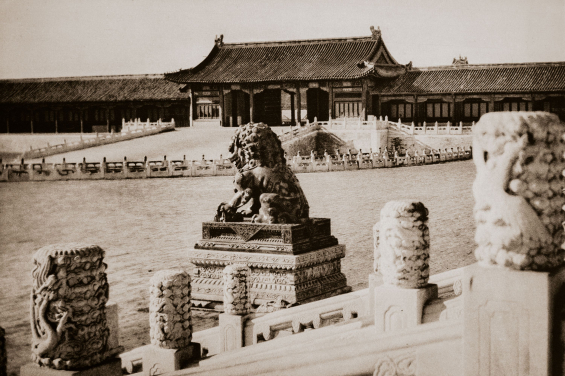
left=463, top=263, right=565, bottom=376
left=195, top=219, right=337, bottom=255
left=374, top=284, right=438, bottom=333
left=219, top=314, right=245, bottom=353
left=142, top=344, right=200, bottom=376
left=189, top=224, right=351, bottom=306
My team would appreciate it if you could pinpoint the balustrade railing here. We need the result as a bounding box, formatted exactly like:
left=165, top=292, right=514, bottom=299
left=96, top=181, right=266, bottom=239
left=19, top=119, right=175, bottom=160
left=390, top=119, right=475, bottom=135
left=0, top=144, right=472, bottom=183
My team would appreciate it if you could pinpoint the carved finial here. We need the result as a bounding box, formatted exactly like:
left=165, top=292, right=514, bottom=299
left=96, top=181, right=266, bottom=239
left=370, top=26, right=381, bottom=40
left=452, top=55, right=469, bottom=65
left=374, top=201, right=430, bottom=288
left=223, top=264, right=251, bottom=315
left=472, top=112, right=565, bottom=270
left=149, top=270, right=192, bottom=348
left=215, top=34, right=224, bottom=47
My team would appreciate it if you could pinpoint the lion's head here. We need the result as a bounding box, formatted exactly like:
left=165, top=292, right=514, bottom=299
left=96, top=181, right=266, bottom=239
left=228, top=123, right=286, bottom=170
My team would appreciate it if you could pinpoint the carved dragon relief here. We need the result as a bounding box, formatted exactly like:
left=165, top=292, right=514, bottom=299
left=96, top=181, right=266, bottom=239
left=472, top=112, right=565, bottom=270
left=30, top=244, right=118, bottom=370
left=31, top=259, right=71, bottom=360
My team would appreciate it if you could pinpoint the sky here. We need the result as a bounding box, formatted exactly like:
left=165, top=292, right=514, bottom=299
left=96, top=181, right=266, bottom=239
left=0, top=0, right=564, bottom=79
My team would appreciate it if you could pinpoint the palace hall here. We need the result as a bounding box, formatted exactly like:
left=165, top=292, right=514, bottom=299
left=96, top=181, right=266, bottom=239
left=1, top=27, right=564, bottom=133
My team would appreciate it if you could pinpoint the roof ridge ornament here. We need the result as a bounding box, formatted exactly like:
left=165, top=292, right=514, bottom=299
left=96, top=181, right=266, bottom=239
left=452, top=55, right=468, bottom=65
left=215, top=34, right=224, bottom=47
left=370, top=26, right=381, bottom=40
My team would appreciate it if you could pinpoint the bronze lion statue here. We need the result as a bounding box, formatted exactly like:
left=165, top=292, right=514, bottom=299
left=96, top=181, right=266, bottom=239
left=215, top=123, right=309, bottom=224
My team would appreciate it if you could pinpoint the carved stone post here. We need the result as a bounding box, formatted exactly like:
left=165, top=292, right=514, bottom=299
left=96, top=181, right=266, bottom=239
left=372, top=201, right=438, bottom=332
left=143, top=270, right=199, bottom=375
left=219, top=264, right=251, bottom=353
left=223, top=264, right=251, bottom=315
left=22, top=244, right=121, bottom=374
left=464, top=112, right=565, bottom=376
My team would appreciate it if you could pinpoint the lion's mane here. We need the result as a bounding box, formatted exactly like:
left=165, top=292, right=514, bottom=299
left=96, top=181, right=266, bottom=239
left=228, top=123, right=286, bottom=170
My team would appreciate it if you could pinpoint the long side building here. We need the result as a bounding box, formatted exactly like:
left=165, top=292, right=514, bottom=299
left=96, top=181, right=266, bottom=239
left=0, top=74, right=191, bottom=133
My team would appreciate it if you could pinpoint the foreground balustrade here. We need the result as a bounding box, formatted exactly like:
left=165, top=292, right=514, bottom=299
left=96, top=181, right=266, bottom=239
left=10, top=112, right=562, bottom=375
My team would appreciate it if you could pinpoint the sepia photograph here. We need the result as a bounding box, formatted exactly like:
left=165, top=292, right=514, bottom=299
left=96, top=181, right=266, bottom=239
left=0, top=0, right=564, bottom=375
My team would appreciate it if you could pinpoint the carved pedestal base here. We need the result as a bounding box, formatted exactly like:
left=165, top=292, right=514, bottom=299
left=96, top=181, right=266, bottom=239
left=463, top=264, right=565, bottom=376
left=219, top=314, right=245, bottom=353
left=142, top=343, right=200, bottom=376
left=20, top=358, right=121, bottom=376
left=188, top=245, right=350, bottom=305
left=368, top=272, right=384, bottom=317
left=374, top=284, right=438, bottom=333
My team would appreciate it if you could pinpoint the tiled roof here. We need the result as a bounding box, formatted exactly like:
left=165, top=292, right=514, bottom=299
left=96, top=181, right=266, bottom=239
left=165, top=35, right=404, bottom=84
left=0, top=74, right=189, bottom=104
left=375, top=62, right=565, bottom=94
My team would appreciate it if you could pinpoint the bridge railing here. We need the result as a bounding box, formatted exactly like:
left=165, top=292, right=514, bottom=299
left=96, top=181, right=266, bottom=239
left=19, top=119, right=175, bottom=160
left=390, top=119, right=474, bottom=135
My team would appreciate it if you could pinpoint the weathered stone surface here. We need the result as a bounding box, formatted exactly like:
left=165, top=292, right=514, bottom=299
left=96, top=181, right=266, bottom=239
left=189, top=245, right=350, bottom=305
left=20, top=358, right=121, bottom=376
left=215, top=123, right=309, bottom=224
left=223, top=265, right=251, bottom=315
left=30, top=244, right=118, bottom=370
left=463, top=264, right=565, bottom=375
left=218, top=314, right=245, bottom=353
left=374, top=284, right=438, bottom=333
left=149, top=270, right=192, bottom=349
left=375, top=201, right=430, bottom=288
left=142, top=344, right=200, bottom=376
left=105, top=302, right=120, bottom=351
left=196, top=218, right=337, bottom=255
left=473, top=112, right=565, bottom=270
left=0, top=326, right=6, bottom=376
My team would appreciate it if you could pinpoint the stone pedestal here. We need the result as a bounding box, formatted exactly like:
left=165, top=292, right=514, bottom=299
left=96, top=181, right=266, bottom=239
left=463, top=264, right=565, bottom=376
left=368, top=272, right=383, bottom=316
left=105, top=302, right=120, bottom=351
left=20, top=358, right=121, bottom=376
left=219, top=314, right=245, bottom=353
left=142, top=344, right=200, bottom=376
left=189, top=219, right=351, bottom=306
left=374, top=284, right=438, bottom=333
